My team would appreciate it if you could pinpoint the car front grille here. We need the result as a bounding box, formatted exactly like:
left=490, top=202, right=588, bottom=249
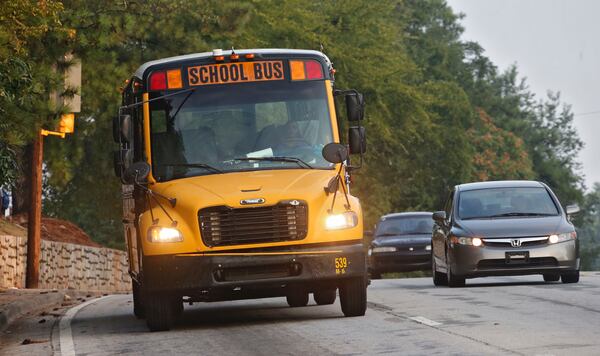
left=198, top=200, right=308, bottom=247
left=477, top=257, right=558, bottom=269
left=482, top=236, right=549, bottom=248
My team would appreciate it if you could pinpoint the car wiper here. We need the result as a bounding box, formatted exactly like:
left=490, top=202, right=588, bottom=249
left=158, top=163, right=223, bottom=174
left=234, top=156, right=313, bottom=169
left=488, top=212, right=556, bottom=218
left=463, top=212, right=557, bottom=220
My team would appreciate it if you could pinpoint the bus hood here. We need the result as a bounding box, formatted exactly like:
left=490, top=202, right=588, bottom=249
left=153, top=169, right=337, bottom=209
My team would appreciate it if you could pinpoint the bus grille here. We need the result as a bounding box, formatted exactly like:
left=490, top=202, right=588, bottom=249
left=198, top=201, right=308, bottom=247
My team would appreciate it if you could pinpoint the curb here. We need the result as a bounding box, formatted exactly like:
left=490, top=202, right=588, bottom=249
left=0, top=290, right=103, bottom=332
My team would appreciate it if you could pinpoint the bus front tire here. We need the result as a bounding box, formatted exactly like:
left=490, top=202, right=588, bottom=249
left=314, top=289, right=337, bottom=305
left=132, top=280, right=145, bottom=319
left=286, top=291, right=309, bottom=307
left=145, top=293, right=175, bottom=332
left=340, top=277, right=367, bottom=317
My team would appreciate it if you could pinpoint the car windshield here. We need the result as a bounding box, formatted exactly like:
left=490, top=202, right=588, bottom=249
left=375, top=216, right=433, bottom=237
left=149, top=80, right=334, bottom=181
left=458, top=187, right=560, bottom=220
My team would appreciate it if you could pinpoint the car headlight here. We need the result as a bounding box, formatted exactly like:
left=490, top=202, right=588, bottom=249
left=325, top=211, right=358, bottom=230
left=450, top=236, right=483, bottom=247
left=148, top=226, right=183, bottom=243
left=372, top=246, right=397, bottom=253
left=425, top=244, right=432, bottom=251
left=548, top=232, right=576, bottom=244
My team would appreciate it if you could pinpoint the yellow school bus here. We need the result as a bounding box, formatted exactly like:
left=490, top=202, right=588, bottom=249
left=113, top=49, right=368, bottom=331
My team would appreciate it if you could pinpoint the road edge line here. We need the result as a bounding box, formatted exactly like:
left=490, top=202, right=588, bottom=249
left=58, top=295, right=113, bottom=356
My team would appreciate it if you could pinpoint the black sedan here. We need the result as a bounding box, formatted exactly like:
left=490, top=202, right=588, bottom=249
left=368, top=212, right=433, bottom=279
left=432, top=180, right=580, bottom=287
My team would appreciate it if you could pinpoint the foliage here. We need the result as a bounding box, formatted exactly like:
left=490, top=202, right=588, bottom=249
left=576, top=184, right=600, bottom=269
left=2, top=0, right=596, bottom=257
left=468, top=109, right=534, bottom=182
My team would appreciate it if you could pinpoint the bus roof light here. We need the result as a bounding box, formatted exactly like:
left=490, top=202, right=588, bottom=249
left=167, top=69, right=183, bottom=89
left=306, top=60, right=324, bottom=79
left=290, top=60, right=306, bottom=80
left=149, top=71, right=167, bottom=91
left=231, top=53, right=240, bottom=60
left=245, top=53, right=255, bottom=59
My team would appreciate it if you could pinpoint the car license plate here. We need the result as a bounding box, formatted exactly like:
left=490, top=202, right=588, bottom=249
left=505, top=251, right=529, bottom=264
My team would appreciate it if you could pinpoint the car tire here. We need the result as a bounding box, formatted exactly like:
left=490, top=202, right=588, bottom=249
left=314, top=289, right=337, bottom=305
left=447, top=265, right=465, bottom=288
left=145, top=293, right=175, bottom=332
left=561, top=270, right=580, bottom=284
left=432, top=255, right=448, bottom=286
left=132, top=280, right=145, bottom=319
left=543, top=273, right=560, bottom=282
left=286, top=291, right=309, bottom=307
left=340, top=277, right=367, bottom=317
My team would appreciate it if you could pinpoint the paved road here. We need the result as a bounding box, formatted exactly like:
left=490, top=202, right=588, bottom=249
left=4, top=273, right=600, bottom=355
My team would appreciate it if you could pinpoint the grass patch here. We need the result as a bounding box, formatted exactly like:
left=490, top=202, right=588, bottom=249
left=0, top=218, right=26, bottom=237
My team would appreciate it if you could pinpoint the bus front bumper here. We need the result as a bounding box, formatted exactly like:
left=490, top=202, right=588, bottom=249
left=141, top=242, right=366, bottom=299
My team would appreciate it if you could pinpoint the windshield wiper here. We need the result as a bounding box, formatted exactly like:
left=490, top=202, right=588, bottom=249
left=158, top=163, right=223, bottom=174
left=463, top=212, right=556, bottom=220
left=234, top=156, right=314, bottom=169
left=489, top=212, right=556, bottom=217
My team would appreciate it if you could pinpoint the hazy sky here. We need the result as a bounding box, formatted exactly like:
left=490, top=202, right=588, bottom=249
left=446, top=0, right=600, bottom=190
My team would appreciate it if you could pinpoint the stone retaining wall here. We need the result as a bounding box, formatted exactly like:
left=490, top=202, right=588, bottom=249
left=0, top=235, right=131, bottom=292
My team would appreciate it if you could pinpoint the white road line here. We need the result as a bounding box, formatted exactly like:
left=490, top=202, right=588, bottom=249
left=59, top=295, right=113, bottom=356
left=409, top=316, right=442, bottom=327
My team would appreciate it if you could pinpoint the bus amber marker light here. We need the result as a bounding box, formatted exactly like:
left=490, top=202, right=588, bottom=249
left=148, top=226, right=183, bottom=243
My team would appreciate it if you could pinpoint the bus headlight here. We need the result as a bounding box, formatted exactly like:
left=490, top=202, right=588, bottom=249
left=148, top=227, right=183, bottom=243
left=325, top=211, right=358, bottom=230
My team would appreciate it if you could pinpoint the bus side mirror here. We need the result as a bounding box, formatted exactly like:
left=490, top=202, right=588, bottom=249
left=124, top=161, right=151, bottom=184
left=114, top=114, right=133, bottom=144
left=322, top=143, right=349, bottom=164
left=346, top=92, right=364, bottom=121
left=113, top=149, right=133, bottom=181
left=113, top=150, right=123, bottom=178
left=349, top=126, right=366, bottom=154
left=433, top=211, right=447, bottom=223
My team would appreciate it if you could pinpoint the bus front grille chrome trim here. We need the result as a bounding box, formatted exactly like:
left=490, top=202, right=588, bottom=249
left=199, top=200, right=308, bottom=247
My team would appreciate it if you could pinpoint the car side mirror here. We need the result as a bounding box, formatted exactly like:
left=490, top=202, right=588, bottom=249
left=433, top=211, right=447, bottom=223
left=566, top=204, right=580, bottom=216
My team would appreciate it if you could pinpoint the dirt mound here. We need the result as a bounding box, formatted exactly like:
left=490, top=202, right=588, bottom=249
left=6, top=214, right=102, bottom=248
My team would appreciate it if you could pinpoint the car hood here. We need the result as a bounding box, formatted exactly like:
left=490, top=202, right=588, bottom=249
left=456, top=216, right=567, bottom=238
left=372, top=234, right=431, bottom=247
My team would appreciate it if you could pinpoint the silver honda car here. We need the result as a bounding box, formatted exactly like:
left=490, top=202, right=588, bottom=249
left=431, top=180, right=580, bottom=287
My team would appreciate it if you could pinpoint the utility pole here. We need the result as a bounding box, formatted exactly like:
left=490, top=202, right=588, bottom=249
left=26, top=131, right=44, bottom=288
left=25, top=51, right=80, bottom=289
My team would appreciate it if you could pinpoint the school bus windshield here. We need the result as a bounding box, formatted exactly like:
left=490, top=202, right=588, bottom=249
left=149, top=80, right=334, bottom=181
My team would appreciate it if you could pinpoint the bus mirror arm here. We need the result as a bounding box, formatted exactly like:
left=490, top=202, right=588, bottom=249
left=125, top=161, right=178, bottom=226
left=326, top=159, right=351, bottom=213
